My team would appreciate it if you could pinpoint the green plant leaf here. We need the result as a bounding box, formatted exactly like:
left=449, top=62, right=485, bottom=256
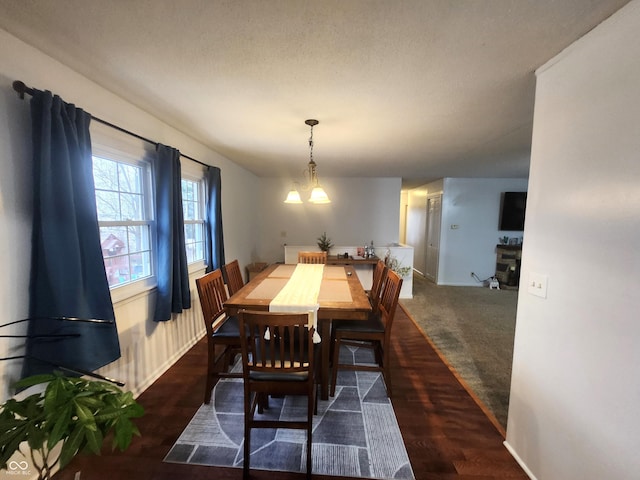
left=112, top=417, right=136, bottom=451
left=92, top=406, right=122, bottom=423
left=73, top=401, right=95, bottom=425
left=44, top=378, right=66, bottom=414
left=127, top=403, right=145, bottom=418
left=48, top=404, right=73, bottom=448
left=0, top=429, right=26, bottom=468
left=0, top=417, right=23, bottom=436
left=24, top=396, right=46, bottom=420
left=96, top=382, right=120, bottom=394
left=13, top=374, right=56, bottom=390
left=119, top=391, right=135, bottom=403
left=4, top=394, right=42, bottom=418
left=75, top=394, right=104, bottom=410
left=59, top=424, right=84, bottom=468
left=84, top=427, right=103, bottom=455
left=26, top=420, right=46, bottom=450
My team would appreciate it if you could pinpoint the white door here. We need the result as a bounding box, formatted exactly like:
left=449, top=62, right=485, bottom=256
left=425, top=195, right=442, bottom=282
left=406, top=189, right=427, bottom=276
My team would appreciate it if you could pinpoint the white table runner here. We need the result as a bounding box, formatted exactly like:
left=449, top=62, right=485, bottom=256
left=269, top=263, right=324, bottom=343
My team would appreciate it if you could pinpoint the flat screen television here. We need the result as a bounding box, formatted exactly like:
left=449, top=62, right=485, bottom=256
left=499, top=192, right=527, bottom=231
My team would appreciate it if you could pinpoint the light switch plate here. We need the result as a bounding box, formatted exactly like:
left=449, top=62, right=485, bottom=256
left=528, top=272, right=548, bottom=298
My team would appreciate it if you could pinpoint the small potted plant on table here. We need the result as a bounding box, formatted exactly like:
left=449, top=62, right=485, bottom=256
left=316, top=232, right=333, bottom=252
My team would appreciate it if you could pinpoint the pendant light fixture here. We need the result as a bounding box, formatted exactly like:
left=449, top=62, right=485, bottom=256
left=284, top=119, right=331, bottom=204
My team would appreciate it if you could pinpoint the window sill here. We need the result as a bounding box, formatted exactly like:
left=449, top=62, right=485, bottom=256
left=110, top=262, right=207, bottom=307
left=110, top=277, right=157, bottom=307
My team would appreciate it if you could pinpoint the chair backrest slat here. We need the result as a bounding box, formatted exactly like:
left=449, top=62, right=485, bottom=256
left=222, top=259, right=245, bottom=296
left=196, top=269, right=228, bottom=335
left=239, top=310, right=314, bottom=375
left=297, top=251, right=327, bottom=264
left=378, top=270, right=403, bottom=337
left=369, top=260, right=388, bottom=314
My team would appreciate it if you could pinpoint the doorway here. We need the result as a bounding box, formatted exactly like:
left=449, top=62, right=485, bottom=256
left=425, top=194, right=441, bottom=283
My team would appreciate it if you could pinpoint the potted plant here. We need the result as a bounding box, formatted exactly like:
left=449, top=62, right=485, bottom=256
left=385, top=254, right=412, bottom=278
left=316, top=232, right=333, bottom=252
left=0, top=372, right=144, bottom=480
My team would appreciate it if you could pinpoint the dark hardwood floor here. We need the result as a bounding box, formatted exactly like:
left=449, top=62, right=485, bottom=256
left=54, top=306, right=527, bottom=480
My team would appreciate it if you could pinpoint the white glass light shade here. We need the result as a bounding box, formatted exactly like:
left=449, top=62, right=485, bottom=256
left=308, top=186, right=331, bottom=204
left=284, top=189, right=303, bottom=204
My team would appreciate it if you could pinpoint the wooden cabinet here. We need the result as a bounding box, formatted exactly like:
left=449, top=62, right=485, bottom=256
left=326, top=255, right=380, bottom=266
left=495, top=245, right=522, bottom=288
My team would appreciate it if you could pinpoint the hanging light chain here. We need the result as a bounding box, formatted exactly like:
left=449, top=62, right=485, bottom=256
left=308, top=123, right=314, bottom=164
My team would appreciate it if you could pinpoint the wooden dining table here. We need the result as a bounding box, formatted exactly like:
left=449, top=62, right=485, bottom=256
left=224, top=263, right=372, bottom=399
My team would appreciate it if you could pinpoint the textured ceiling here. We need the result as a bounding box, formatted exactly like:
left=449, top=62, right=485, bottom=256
left=0, top=0, right=630, bottom=188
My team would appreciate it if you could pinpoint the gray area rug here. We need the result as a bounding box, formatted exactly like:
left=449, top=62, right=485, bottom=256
left=165, top=346, right=414, bottom=479
left=400, top=275, right=518, bottom=429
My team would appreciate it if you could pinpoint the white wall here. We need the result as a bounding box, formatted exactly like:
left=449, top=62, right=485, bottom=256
left=439, top=177, right=528, bottom=285
left=257, top=177, right=401, bottom=263
left=0, top=64, right=32, bottom=402
left=405, top=177, right=528, bottom=286
left=506, top=2, right=640, bottom=479
left=0, top=28, right=258, bottom=401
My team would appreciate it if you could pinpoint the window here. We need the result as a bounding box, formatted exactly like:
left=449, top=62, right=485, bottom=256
left=90, top=123, right=209, bottom=298
left=181, top=177, right=205, bottom=264
left=93, top=155, right=153, bottom=288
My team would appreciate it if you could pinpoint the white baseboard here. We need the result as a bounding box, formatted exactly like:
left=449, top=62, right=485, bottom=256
left=503, top=440, right=538, bottom=480
left=130, top=329, right=205, bottom=398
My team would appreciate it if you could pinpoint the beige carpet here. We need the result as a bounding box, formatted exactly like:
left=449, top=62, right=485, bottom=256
left=400, top=275, right=518, bottom=429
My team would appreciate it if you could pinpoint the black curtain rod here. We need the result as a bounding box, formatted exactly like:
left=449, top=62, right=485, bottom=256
left=0, top=355, right=125, bottom=386
left=0, top=316, right=115, bottom=329
left=12, top=80, right=208, bottom=168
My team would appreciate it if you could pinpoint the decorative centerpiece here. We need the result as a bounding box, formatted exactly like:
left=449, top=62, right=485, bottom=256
left=316, top=232, right=333, bottom=252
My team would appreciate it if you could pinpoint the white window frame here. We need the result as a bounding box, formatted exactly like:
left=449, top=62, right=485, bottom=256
left=91, top=123, right=157, bottom=304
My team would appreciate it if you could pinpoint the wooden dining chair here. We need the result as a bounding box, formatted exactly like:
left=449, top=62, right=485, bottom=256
left=195, top=269, right=242, bottom=404
left=222, top=259, right=245, bottom=296
left=238, top=310, right=317, bottom=480
left=298, top=251, right=327, bottom=264
left=330, top=269, right=403, bottom=398
left=368, top=259, right=388, bottom=315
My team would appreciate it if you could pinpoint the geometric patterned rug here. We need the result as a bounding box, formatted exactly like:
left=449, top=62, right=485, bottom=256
left=164, top=345, right=415, bottom=479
